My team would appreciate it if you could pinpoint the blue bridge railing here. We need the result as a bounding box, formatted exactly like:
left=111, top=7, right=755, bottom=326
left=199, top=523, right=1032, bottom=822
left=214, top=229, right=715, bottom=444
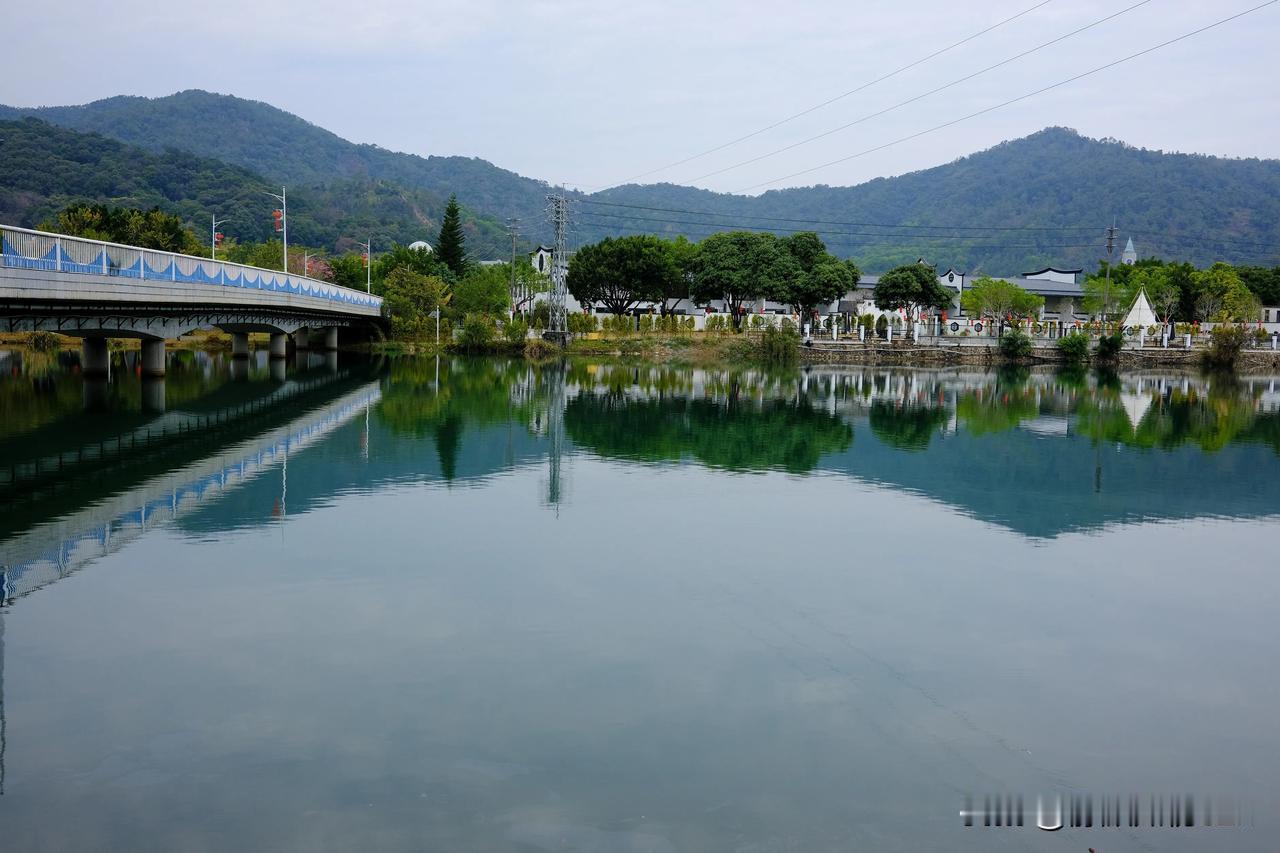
left=0, top=224, right=382, bottom=313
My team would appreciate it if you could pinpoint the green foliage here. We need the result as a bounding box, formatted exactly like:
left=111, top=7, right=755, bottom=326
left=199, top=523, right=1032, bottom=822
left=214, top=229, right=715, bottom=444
left=997, top=329, right=1033, bottom=361
left=869, top=401, right=949, bottom=450
left=529, top=302, right=551, bottom=329
left=43, top=203, right=202, bottom=253
left=874, top=263, right=953, bottom=326
left=457, top=313, right=496, bottom=350
left=1191, top=262, right=1260, bottom=322
left=436, top=194, right=468, bottom=278
left=1056, top=332, right=1090, bottom=363
left=1095, top=332, right=1124, bottom=361
left=705, top=315, right=729, bottom=334
left=1205, top=324, right=1247, bottom=369
left=382, top=267, right=449, bottom=340
left=451, top=263, right=511, bottom=318
left=779, top=232, right=853, bottom=320
left=567, top=234, right=684, bottom=316
left=503, top=317, right=529, bottom=345
left=567, top=313, right=598, bottom=334
left=960, top=275, right=1043, bottom=329
left=759, top=324, right=799, bottom=364
left=690, top=231, right=798, bottom=329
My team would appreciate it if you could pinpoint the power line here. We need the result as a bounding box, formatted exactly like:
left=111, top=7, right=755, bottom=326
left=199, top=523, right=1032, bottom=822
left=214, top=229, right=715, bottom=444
left=684, top=0, right=1152, bottom=185
left=578, top=198, right=1098, bottom=231
left=736, top=1, right=1279, bottom=192
left=607, top=0, right=1055, bottom=187
left=576, top=207, right=1280, bottom=252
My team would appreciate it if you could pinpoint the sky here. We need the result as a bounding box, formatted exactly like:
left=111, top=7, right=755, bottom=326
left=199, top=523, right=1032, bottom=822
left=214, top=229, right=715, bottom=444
left=1, top=0, right=1276, bottom=195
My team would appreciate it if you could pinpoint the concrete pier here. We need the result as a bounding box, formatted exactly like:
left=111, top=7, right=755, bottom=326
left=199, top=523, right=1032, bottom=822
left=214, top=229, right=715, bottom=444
left=294, top=327, right=310, bottom=350
left=269, top=358, right=287, bottom=382
left=230, top=358, right=249, bottom=381
left=269, top=332, right=288, bottom=359
left=322, top=327, right=339, bottom=351
left=141, top=338, right=166, bottom=377
left=231, top=332, right=250, bottom=358
left=81, top=337, right=110, bottom=378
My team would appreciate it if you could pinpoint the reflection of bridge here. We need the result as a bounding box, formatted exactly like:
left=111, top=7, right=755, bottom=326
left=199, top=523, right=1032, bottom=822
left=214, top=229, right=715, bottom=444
left=0, top=381, right=380, bottom=605
left=1, top=224, right=382, bottom=375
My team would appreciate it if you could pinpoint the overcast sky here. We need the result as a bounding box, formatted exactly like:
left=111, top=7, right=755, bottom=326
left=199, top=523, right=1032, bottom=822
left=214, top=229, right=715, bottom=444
left=2, top=0, right=1275, bottom=195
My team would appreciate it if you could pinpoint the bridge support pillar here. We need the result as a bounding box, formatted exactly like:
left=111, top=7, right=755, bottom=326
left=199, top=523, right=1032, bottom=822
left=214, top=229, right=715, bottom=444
left=231, top=332, right=250, bottom=358
left=269, top=358, right=287, bottom=382
left=322, top=327, right=339, bottom=350
left=141, top=339, right=166, bottom=377
left=294, top=327, right=310, bottom=350
left=230, top=358, right=249, bottom=381
left=142, top=376, right=166, bottom=413
left=269, top=332, right=288, bottom=359
left=81, top=337, right=110, bottom=378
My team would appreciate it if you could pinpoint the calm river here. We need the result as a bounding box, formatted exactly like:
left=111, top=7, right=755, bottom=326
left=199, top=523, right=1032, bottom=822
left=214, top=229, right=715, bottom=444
left=1, top=348, right=1278, bottom=852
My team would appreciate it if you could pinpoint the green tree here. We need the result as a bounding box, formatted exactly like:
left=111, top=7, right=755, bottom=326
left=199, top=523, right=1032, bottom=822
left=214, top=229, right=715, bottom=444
left=382, top=267, right=450, bottom=339
left=873, top=263, right=952, bottom=328
left=44, top=203, right=202, bottom=254
left=691, top=231, right=798, bottom=330
left=436, top=194, right=468, bottom=278
left=780, top=232, right=855, bottom=327
left=452, top=263, right=512, bottom=317
left=1193, top=263, right=1258, bottom=322
left=960, top=275, right=1043, bottom=334
left=566, top=235, right=682, bottom=316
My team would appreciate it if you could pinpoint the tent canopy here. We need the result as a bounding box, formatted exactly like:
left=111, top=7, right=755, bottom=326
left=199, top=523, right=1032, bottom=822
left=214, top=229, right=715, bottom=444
left=1122, top=288, right=1158, bottom=328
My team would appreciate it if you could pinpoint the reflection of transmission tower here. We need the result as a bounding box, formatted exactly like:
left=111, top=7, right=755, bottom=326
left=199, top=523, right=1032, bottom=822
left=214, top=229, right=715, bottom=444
left=1, top=606, right=6, bottom=797
left=545, top=194, right=569, bottom=343
left=544, top=363, right=567, bottom=508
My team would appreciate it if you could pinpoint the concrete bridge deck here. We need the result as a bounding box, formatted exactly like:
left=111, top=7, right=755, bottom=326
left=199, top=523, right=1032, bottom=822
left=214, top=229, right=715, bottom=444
left=0, top=224, right=384, bottom=374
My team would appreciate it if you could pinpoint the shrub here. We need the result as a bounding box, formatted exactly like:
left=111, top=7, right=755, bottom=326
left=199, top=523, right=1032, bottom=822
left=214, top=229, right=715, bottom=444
left=523, top=337, right=556, bottom=359
left=759, top=324, right=800, bottom=364
left=875, top=315, right=888, bottom=338
left=457, top=313, right=496, bottom=350
left=503, top=317, right=529, bottom=345
left=1056, top=333, right=1090, bottom=363
left=567, top=313, right=596, bottom=334
left=27, top=330, right=61, bottom=352
left=530, top=303, right=550, bottom=329
left=1252, top=327, right=1270, bottom=347
left=638, top=315, right=654, bottom=333
left=682, top=316, right=696, bottom=332
left=705, top=315, right=728, bottom=334
left=998, top=329, right=1032, bottom=361
left=1205, top=324, right=1247, bottom=368
left=751, top=314, right=766, bottom=330
left=1094, top=332, right=1124, bottom=361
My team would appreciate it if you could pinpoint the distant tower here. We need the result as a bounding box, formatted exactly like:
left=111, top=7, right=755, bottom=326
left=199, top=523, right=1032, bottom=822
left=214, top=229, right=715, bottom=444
left=1121, top=236, right=1137, bottom=266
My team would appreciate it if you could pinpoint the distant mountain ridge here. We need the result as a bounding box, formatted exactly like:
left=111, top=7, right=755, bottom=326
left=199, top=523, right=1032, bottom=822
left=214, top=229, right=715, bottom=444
left=3, top=90, right=1278, bottom=271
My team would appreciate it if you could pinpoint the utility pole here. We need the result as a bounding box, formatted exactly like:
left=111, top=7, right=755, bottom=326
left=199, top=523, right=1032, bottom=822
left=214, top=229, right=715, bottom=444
left=210, top=214, right=229, bottom=261
left=546, top=194, right=569, bottom=341
left=1104, top=219, right=1117, bottom=331
left=508, top=217, right=521, bottom=318
left=266, top=187, right=288, bottom=272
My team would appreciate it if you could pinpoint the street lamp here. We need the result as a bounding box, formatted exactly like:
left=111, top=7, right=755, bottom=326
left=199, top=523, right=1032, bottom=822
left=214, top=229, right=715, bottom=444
left=353, top=236, right=373, bottom=293
left=265, top=186, right=287, bottom=272
left=211, top=214, right=230, bottom=261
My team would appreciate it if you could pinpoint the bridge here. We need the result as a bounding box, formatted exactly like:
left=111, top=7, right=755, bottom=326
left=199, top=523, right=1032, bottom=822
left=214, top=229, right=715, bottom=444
left=0, top=224, right=383, bottom=375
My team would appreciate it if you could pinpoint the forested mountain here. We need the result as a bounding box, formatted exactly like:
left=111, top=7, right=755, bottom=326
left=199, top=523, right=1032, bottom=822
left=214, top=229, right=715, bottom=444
left=3, top=90, right=1279, bottom=272
left=0, top=117, right=509, bottom=257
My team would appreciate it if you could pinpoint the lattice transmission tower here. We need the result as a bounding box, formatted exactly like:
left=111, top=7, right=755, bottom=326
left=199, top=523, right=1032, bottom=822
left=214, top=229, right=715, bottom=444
left=546, top=194, right=570, bottom=340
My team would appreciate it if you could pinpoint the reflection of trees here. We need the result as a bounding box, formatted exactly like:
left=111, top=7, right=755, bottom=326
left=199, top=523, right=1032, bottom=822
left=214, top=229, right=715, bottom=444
left=868, top=401, right=949, bottom=451
left=375, top=357, right=542, bottom=480
left=956, top=370, right=1040, bottom=436
left=1075, top=383, right=1274, bottom=454
left=565, top=392, right=852, bottom=474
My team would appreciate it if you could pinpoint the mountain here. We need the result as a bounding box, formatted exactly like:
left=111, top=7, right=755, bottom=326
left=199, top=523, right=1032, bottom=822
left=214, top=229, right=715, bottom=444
left=0, top=117, right=509, bottom=257
left=3, top=91, right=1279, bottom=272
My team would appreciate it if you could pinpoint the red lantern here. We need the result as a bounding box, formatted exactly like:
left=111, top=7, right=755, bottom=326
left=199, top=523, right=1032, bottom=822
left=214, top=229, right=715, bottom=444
left=272, top=210, right=284, bottom=232
left=214, top=232, right=225, bottom=246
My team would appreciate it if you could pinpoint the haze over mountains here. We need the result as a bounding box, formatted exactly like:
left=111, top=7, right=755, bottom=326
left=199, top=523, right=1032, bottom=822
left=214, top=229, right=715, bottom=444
left=2, top=90, right=1277, bottom=272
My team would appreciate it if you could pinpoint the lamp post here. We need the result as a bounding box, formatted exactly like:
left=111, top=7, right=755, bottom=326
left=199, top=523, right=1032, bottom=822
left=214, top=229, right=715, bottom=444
left=353, top=236, right=373, bottom=293
left=210, top=214, right=230, bottom=261
left=265, top=187, right=287, bottom=272
left=302, top=251, right=312, bottom=279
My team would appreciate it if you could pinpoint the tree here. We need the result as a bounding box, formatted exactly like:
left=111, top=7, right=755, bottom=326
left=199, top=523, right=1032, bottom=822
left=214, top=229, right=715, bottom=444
left=1131, top=267, right=1179, bottom=323
left=567, top=235, right=683, bottom=316
left=452, top=263, right=512, bottom=317
left=873, top=263, right=952, bottom=328
left=691, top=231, right=798, bottom=330
left=659, top=235, right=697, bottom=316
left=382, top=267, right=451, bottom=339
left=436, top=194, right=467, bottom=278
left=960, top=275, right=1043, bottom=333
left=44, top=203, right=202, bottom=254
left=779, top=232, right=855, bottom=328
left=1193, top=262, right=1258, bottom=322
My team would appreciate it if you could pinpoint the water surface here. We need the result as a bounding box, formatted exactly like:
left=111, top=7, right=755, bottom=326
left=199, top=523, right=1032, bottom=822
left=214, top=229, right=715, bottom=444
left=1, top=350, right=1278, bottom=851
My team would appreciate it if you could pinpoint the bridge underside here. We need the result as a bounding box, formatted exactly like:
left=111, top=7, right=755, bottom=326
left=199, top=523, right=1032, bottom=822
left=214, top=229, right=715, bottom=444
left=0, top=305, right=360, bottom=339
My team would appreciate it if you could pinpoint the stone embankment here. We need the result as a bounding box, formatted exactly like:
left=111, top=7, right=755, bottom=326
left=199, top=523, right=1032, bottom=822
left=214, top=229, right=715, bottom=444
left=799, top=340, right=1280, bottom=370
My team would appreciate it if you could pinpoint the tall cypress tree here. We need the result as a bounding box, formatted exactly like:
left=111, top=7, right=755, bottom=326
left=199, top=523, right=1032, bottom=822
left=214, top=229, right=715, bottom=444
left=436, top=194, right=467, bottom=278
